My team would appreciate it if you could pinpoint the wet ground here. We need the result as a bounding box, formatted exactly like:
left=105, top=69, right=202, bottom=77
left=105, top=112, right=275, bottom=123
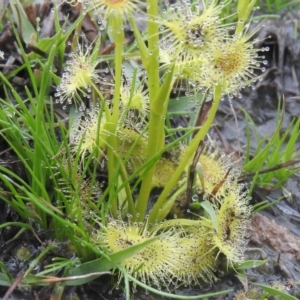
left=1, top=3, right=300, bottom=300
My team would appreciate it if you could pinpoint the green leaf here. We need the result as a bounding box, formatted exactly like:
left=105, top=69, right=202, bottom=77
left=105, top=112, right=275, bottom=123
left=243, top=106, right=283, bottom=172
left=157, top=184, right=186, bottom=221
left=24, top=245, right=56, bottom=277
left=64, top=236, right=158, bottom=285
left=158, top=218, right=204, bottom=229
left=27, top=32, right=61, bottom=61
left=199, top=201, right=218, bottom=231
left=168, top=94, right=203, bottom=116
left=235, top=260, right=267, bottom=270
left=152, top=64, right=175, bottom=114
left=128, top=273, right=232, bottom=299
left=0, top=260, right=13, bottom=283
left=128, top=16, right=149, bottom=68
left=254, top=283, right=298, bottom=300
left=0, top=273, right=11, bottom=287
left=9, top=0, right=36, bottom=44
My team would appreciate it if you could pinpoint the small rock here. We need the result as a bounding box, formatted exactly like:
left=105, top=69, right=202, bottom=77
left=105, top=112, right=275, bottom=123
left=250, top=213, right=300, bottom=261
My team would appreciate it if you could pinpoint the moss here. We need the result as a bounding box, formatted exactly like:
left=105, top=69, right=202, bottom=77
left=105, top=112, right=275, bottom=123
left=15, top=246, right=31, bottom=261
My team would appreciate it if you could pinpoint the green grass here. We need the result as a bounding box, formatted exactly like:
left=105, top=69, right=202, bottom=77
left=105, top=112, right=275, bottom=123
left=258, top=0, right=300, bottom=13
left=242, top=101, right=300, bottom=193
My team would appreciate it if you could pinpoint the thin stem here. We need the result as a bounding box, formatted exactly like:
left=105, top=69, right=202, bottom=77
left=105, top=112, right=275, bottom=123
left=110, top=17, right=124, bottom=128
left=145, top=0, right=159, bottom=97
left=90, top=82, right=112, bottom=121
left=135, top=0, right=161, bottom=221
left=118, top=160, right=136, bottom=216
left=236, top=0, right=257, bottom=35
left=106, top=16, right=124, bottom=217
left=134, top=108, right=165, bottom=221
left=148, top=85, right=222, bottom=224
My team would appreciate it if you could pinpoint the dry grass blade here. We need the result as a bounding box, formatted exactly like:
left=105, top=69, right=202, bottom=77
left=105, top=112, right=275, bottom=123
left=3, top=273, right=24, bottom=300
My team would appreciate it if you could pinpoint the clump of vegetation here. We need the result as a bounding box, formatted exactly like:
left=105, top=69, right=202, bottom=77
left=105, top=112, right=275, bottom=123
left=243, top=104, right=300, bottom=192
left=0, top=0, right=299, bottom=299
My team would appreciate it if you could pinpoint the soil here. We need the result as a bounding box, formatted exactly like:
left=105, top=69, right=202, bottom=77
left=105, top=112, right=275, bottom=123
left=0, top=2, right=300, bottom=300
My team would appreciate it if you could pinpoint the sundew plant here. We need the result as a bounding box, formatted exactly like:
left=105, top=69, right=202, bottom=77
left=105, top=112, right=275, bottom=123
left=0, top=0, right=276, bottom=298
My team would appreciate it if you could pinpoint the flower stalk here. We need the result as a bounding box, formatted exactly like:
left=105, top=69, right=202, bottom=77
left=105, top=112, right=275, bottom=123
left=236, top=0, right=257, bottom=35
left=135, top=0, right=166, bottom=221
left=149, top=85, right=222, bottom=223
left=106, top=15, right=125, bottom=216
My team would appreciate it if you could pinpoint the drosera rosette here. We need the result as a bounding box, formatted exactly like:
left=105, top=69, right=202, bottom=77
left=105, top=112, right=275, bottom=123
left=197, top=30, right=268, bottom=97
left=117, top=128, right=182, bottom=189
left=57, top=158, right=102, bottom=203
left=158, top=0, right=230, bottom=67
left=55, top=41, right=103, bottom=109
left=179, top=141, right=252, bottom=266
left=89, top=0, right=147, bottom=21
left=92, top=216, right=186, bottom=289
left=171, top=227, right=218, bottom=286
left=69, top=111, right=149, bottom=174
left=53, top=156, right=102, bottom=226
left=192, top=146, right=252, bottom=266
left=159, top=42, right=204, bottom=93
left=117, top=127, right=148, bottom=172
left=181, top=141, right=240, bottom=202
left=119, top=78, right=149, bottom=126
left=196, top=143, right=241, bottom=197
left=234, top=287, right=261, bottom=300
left=208, top=185, right=252, bottom=265
left=69, top=107, right=112, bottom=161
left=151, top=157, right=180, bottom=188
